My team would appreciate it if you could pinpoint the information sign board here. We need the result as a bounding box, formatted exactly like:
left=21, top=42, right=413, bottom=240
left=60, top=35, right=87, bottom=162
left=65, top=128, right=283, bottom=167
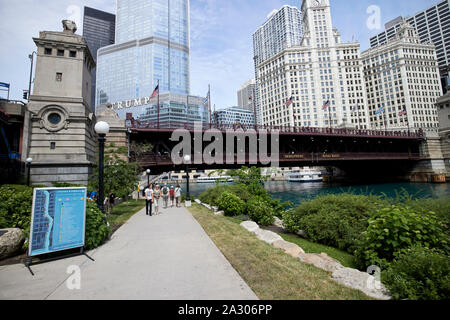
left=29, top=188, right=87, bottom=257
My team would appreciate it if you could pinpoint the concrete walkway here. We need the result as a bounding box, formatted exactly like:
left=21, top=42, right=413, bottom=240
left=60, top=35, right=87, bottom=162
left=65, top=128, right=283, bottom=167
left=0, top=206, right=258, bottom=300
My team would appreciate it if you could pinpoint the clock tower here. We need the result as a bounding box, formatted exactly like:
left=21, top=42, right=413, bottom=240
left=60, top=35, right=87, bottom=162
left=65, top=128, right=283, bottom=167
left=301, top=0, right=333, bottom=48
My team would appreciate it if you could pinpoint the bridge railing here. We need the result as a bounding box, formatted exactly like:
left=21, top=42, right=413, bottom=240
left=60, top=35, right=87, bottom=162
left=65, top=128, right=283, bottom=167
left=127, top=120, right=424, bottom=139
left=131, top=152, right=423, bottom=166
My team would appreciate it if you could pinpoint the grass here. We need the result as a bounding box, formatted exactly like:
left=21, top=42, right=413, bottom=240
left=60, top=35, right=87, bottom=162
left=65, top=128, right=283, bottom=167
left=279, top=233, right=357, bottom=269
left=188, top=204, right=372, bottom=300
left=107, top=199, right=146, bottom=233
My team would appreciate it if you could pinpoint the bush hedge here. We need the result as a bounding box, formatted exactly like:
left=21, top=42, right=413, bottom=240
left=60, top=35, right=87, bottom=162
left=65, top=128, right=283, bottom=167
left=282, top=194, right=387, bottom=253
left=247, top=197, right=275, bottom=226
left=382, top=246, right=450, bottom=300
left=217, top=192, right=245, bottom=217
left=0, top=185, right=35, bottom=240
left=85, top=202, right=111, bottom=250
left=354, top=205, right=449, bottom=269
left=198, top=185, right=252, bottom=207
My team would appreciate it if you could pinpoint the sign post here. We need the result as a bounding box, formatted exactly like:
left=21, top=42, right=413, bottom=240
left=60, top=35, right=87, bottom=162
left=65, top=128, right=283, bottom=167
left=25, top=187, right=94, bottom=275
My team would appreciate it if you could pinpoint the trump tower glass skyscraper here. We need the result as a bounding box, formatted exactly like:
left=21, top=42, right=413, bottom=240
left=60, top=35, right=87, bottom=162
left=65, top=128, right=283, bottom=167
left=96, top=0, right=208, bottom=124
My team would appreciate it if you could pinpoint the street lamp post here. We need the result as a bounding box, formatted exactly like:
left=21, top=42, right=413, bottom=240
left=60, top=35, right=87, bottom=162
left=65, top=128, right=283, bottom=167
left=184, top=155, right=191, bottom=207
left=146, top=169, right=151, bottom=187
left=26, top=158, right=33, bottom=186
left=28, top=52, right=37, bottom=101
left=95, top=121, right=110, bottom=213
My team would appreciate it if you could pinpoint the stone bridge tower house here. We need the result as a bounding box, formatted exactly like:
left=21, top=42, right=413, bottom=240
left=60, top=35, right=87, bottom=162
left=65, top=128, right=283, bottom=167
left=26, top=21, right=97, bottom=185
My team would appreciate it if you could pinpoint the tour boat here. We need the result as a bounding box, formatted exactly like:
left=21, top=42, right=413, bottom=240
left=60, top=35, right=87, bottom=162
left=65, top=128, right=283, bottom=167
left=197, top=176, right=234, bottom=183
left=286, top=168, right=323, bottom=183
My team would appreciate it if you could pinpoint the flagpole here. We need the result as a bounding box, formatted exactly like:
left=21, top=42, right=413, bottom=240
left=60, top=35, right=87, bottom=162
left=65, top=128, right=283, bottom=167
left=213, top=104, right=216, bottom=127
left=356, top=105, right=361, bottom=130
left=252, top=87, right=257, bottom=130
left=157, top=79, right=160, bottom=129
left=209, top=84, right=212, bottom=129
left=328, top=103, right=332, bottom=130
left=405, top=109, right=410, bottom=136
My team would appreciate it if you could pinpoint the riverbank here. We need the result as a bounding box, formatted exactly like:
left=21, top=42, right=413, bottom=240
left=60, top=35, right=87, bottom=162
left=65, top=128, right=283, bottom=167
left=194, top=167, right=449, bottom=300
left=188, top=203, right=373, bottom=300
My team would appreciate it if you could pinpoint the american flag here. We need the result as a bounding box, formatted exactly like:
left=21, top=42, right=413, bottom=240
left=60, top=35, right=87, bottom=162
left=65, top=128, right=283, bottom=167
left=285, top=96, right=294, bottom=107
left=322, top=100, right=330, bottom=110
left=201, top=90, right=210, bottom=106
left=399, top=109, right=407, bottom=116
left=376, top=105, right=385, bottom=115
left=150, top=84, right=159, bottom=98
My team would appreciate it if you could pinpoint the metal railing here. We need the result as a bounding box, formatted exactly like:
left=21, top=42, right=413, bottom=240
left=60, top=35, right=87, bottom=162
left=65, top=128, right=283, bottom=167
left=127, top=120, right=424, bottom=139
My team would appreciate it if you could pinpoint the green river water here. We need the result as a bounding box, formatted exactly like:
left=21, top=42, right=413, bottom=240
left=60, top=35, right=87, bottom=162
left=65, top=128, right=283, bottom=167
left=180, top=181, right=450, bottom=206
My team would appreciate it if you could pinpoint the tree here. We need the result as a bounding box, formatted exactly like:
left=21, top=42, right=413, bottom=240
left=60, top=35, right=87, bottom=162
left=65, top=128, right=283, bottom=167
left=89, top=141, right=141, bottom=201
left=129, top=141, right=154, bottom=161
left=208, top=169, right=226, bottom=185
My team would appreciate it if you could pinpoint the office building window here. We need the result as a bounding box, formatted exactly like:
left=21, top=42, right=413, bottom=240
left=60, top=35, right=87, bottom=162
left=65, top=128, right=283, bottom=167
left=56, top=73, right=63, bottom=82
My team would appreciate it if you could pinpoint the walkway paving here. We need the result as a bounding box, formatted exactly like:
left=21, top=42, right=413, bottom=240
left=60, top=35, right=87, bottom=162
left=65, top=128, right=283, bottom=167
left=0, top=206, right=258, bottom=300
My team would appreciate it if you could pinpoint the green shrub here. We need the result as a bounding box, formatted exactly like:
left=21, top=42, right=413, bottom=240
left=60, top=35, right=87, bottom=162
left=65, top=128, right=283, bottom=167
left=52, top=182, right=84, bottom=188
left=402, top=198, right=450, bottom=237
left=355, top=205, right=449, bottom=269
left=247, top=197, right=275, bottom=226
left=217, top=192, right=245, bottom=217
left=85, top=202, right=111, bottom=250
left=0, top=185, right=34, bottom=236
left=0, top=205, right=8, bottom=229
left=199, top=184, right=252, bottom=207
left=282, top=194, right=386, bottom=253
left=382, top=246, right=450, bottom=300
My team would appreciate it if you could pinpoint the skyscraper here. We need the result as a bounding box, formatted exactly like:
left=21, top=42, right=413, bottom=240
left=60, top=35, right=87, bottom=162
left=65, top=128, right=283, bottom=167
left=369, top=0, right=450, bottom=89
left=96, top=0, right=200, bottom=124
left=362, top=22, right=442, bottom=132
left=82, top=6, right=116, bottom=111
left=256, top=0, right=370, bottom=129
left=253, top=5, right=304, bottom=125
left=237, top=79, right=256, bottom=112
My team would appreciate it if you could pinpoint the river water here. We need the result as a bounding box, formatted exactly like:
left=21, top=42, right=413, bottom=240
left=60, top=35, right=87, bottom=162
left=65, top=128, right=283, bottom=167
left=178, top=181, right=450, bottom=206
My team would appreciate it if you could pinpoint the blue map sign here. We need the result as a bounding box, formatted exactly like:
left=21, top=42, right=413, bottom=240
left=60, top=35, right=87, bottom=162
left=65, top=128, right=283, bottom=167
left=29, top=188, right=87, bottom=257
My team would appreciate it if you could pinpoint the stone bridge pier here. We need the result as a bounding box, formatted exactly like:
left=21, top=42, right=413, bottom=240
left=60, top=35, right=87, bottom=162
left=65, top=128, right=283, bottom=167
left=410, top=131, right=448, bottom=183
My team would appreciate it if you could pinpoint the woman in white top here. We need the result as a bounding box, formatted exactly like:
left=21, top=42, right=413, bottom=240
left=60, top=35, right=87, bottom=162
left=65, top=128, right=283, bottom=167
left=145, top=185, right=153, bottom=216
left=174, top=185, right=182, bottom=207
left=153, top=185, right=161, bottom=215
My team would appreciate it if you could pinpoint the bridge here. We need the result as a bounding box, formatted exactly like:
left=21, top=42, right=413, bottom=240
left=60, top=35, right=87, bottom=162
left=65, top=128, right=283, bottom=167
left=125, top=115, right=428, bottom=180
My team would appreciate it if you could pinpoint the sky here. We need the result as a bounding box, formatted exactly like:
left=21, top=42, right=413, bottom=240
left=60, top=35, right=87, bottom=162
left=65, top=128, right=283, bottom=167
left=0, top=0, right=441, bottom=110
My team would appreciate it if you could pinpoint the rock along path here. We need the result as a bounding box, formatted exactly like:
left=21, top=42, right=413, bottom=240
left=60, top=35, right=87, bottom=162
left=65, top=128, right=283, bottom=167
left=0, top=206, right=258, bottom=300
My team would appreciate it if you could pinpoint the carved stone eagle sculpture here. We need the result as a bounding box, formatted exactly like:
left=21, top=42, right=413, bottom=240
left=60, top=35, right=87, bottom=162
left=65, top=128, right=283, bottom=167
left=62, top=20, right=77, bottom=34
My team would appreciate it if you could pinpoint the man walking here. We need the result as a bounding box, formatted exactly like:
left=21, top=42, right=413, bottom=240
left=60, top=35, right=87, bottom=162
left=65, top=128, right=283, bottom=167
left=175, top=185, right=182, bottom=208
left=145, top=185, right=153, bottom=216
left=161, top=184, right=170, bottom=209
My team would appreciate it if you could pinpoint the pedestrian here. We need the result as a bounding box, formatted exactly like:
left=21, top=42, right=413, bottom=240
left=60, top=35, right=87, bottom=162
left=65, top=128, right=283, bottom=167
left=153, top=185, right=161, bottom=215
left=145, top=185, right=153, bottom=216
left=109, top=193, right=116, bottom=214
left=169, top=186, right=175, bottom=207
left=175, top=185, right=182, bottom=207
left=161, top=184, right=170, bottom=209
